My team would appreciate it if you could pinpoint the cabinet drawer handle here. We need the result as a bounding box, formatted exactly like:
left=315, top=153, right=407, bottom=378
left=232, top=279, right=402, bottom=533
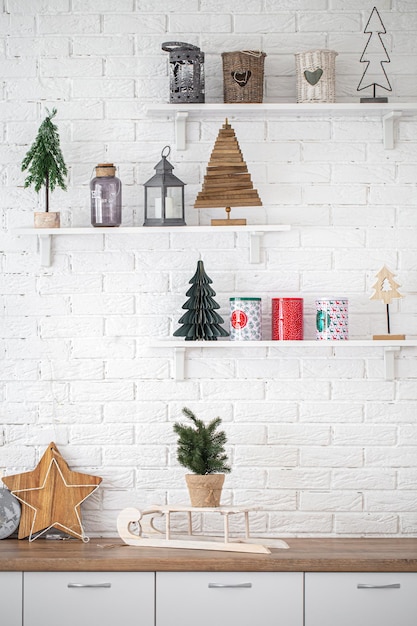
left=208, top=583, right=252, bottom=589
left=357, top=583, right=401, bottom=589
left=67, top=583, right=112, bottom=588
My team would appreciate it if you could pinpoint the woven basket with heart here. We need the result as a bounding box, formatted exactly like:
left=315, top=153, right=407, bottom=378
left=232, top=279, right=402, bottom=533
left=295, top=49, right=338, bottom=103
left=222, top=50, right=266, bottom=103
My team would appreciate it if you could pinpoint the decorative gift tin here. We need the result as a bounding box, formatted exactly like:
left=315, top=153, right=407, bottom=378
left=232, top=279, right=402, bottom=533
left=272, top=298, right=303, bottom=340
left=230, top=297, right=262, bottom=341
left=315, top=298, right=349, bottom=340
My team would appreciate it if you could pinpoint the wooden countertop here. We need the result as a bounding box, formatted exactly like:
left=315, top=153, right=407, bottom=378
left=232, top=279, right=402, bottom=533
left=1, top=538, right=417, bottom=572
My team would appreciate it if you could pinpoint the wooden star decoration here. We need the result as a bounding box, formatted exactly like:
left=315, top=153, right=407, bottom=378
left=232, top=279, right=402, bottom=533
left=3, top=442, right=102, bottom=541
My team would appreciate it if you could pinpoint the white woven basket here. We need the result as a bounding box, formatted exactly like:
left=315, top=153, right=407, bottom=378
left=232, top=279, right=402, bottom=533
left=295, top=49, right=338, bottom=103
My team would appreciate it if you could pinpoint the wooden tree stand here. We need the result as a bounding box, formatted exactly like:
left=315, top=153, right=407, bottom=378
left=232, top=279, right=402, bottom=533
left=117, top=505, right=289, bottom=554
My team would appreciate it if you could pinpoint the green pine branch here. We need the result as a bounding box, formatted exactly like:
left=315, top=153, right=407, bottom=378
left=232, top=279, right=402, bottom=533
left=21, top=108, right=68, bottom=211
left=173, top=407, right=231, bottom=475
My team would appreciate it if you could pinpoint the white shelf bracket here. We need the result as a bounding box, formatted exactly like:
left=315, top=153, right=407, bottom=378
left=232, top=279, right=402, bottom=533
left=384, top=346, right=400, bottom=380
left=174, top=347, right=186, bottom=380
left=383, top=111, right=402, bottom=149
left=39, top=235, right=52, bottom=266
left=249, top=231, right=264, bottom=263
left=175, top=111, right=189, bottom=151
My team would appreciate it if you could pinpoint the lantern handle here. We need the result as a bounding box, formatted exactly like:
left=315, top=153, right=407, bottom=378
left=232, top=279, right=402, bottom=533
left=162, top=42, right=201, bottom=52
left=161, top=145, right=171, bottom=159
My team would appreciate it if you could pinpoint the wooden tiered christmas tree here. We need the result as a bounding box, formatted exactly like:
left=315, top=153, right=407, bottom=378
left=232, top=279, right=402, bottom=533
left=370, top=265, right=405, bottom=340
left=194, top=119, right=262, bottom=225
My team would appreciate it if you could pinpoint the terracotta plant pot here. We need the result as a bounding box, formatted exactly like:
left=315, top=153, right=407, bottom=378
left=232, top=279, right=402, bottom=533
left=185, top=474, right=225, bottom=507
left=34, top=212, right=60, bottom=228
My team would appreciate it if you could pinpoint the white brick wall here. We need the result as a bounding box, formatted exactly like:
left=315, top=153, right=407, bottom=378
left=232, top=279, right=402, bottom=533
left=1, top=0, right=417, bottom=539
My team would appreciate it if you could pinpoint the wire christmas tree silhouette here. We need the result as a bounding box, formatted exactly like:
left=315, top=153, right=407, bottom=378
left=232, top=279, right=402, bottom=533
left=173, top=260, right=229, bottom=341
left=357, top=7, right=392, bottom=102
left=21, top=108, right=68, bottom=212
left=370, top=265, right=403, bottom=334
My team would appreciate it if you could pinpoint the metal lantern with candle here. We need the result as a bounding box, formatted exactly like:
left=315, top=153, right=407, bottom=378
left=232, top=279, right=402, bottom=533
left=143, top=146, right=186, bottom=227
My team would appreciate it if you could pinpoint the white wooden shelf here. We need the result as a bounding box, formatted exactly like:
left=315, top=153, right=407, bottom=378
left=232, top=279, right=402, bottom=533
left=145, top=102, right=417, bottom=150
left=12, top=224, right=290, bottom=266
left=150, top=339, right=417, bottom=381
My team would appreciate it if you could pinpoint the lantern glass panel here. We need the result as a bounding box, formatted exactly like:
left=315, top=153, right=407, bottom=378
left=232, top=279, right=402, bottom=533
left=146, top=186, right=183, bottom=220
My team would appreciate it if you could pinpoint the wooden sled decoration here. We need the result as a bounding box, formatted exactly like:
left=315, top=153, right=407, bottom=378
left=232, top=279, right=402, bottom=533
left=117, top=505, right=289, bottom=554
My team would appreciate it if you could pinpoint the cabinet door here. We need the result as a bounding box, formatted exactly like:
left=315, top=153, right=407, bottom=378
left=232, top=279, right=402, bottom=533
left=24, top=571, right=154, bottom=626
left=0, top=572, right=22, bottom=626
left=156, top=571, right=303, bottom=626
left=305, top=572, right=417, bottom=626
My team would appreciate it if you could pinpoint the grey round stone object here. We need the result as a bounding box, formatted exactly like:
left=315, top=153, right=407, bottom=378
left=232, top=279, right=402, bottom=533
left=0, top=488, right=21, bottom=539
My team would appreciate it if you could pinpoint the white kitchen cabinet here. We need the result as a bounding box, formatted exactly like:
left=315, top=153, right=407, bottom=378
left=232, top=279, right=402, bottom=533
left=0, top=572, right=22, bottom=626
left=156, top=571, right=303, bottom=626
left=24, top=571, right=154, bottom=626
left=305, top=572, right=417, bottom=626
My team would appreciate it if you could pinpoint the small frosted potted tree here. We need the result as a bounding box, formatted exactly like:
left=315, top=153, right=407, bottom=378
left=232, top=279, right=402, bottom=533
left=173, top=406, right=231, bottom=507
left=21, top=108, right=68, bottom=228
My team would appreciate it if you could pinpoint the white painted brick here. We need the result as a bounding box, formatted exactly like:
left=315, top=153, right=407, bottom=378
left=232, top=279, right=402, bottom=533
left=299, top=12, right=361, bottom=32
left=366, top=491, right=417, bottom=512
left=268, top=424, right=330, bottom=445
left=3, top=1, right=417, bottom=538
left=332, top=469, right=396, bottom=490
left=7, top=35, right=70, bottom=56
left=71, top=424, right=134, bottom=445
left=38, top=14, right=100, bottom=34
left=269, top=120, right=331, bottom=141
left=335, top=513, right=398, bottom=535
left=184, top=358, right=236, bottom=380
left=0, top=446, right=36, bottom=469
left=71, top=294, right=135, bottom=316
left=40, top=359, right=104, bottom=381
left=234, top=13, right=295, bottom=33
left=70, top=380, right=134, bottom=402
left=6, top=424, right=68, bottom=445
left=168, top=14, right=231, bottom=33
left=301, top=446, right=364, bottom=468
left=300, top=491, right=362, bottom=512
left=39, top=316, right=103, bottom=339
left=6, top=381, right=68, bottom=403
left=39, top=403, right=102, bottom=425
left=9, top=0, right=70, bottom=11
left=1, top=403, right=38, bottom=424
left=263, top=33, right=327, bottom=53
left=366, top=447, right=417, bottom=467
left=267, top=380, right=331, bottom=401
left=237, top=358, right=299, bottom=379
left=104, top=401, right=167, bottom=423
left=106, top=358, right=169, bottom=380
left=332, top=380, right=395, bottom=401
left=202, top=380, right=265, bottom=401
left=333, top=424, right=397, bottom=446
left=269, top=512, right=333, bottom=534
left=234, top=402, right=298, bottom=423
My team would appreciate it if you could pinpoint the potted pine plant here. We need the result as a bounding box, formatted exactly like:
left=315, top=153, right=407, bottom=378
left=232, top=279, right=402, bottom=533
left=21, top=108, right=68, bottom=228
left=173, top=406, right=231, bottom=507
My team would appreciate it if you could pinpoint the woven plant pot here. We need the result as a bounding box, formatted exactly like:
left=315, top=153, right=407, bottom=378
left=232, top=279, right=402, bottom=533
left=222, top=50, right=266, bottom=103
left=34, top=212, right=60, bottom=228
left=295, top=49, right=338, bottom=103
left=185, top=474, right=225, bottom=507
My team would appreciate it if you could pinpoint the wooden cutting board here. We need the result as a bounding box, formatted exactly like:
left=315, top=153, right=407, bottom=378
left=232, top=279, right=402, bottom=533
left=3, top=442, right=102, bottom=540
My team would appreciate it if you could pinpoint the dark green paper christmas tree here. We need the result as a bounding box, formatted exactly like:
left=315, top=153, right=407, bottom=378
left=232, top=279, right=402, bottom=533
left=173, top=260, right=229, bottom=341
left=21, top=108, right=68, bottom=212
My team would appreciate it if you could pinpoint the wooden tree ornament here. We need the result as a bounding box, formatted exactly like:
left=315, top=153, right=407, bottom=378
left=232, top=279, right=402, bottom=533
left=3, top=442, right=102, bottom=541
left=194, top=119, right=262, bottom=225
left=370, top=265, right=405, bottom=340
